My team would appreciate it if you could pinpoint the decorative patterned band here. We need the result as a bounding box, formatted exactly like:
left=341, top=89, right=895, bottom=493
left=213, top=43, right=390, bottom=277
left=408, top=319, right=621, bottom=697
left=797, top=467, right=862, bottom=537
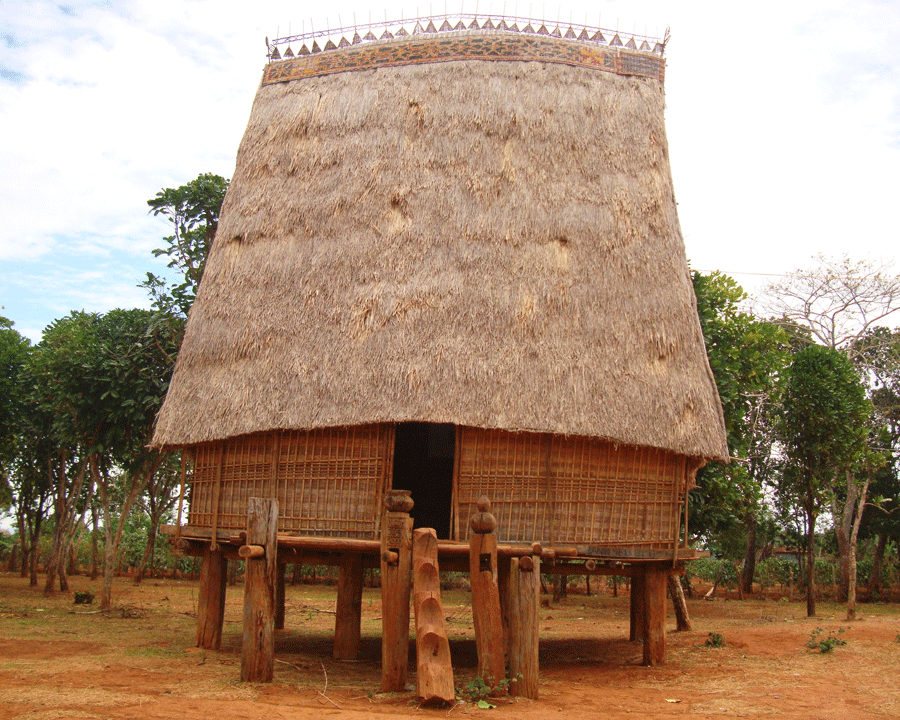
left=262, top=33, right=665, bottom=86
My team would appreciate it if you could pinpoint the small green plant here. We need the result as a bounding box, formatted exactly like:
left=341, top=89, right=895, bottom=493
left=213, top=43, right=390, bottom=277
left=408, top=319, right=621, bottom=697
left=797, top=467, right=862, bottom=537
left=705, top=632, right=726, bottom=648
left=459, top=675, right=511, bottom=707
left=73, top=591, right=94, bottom=605
left=806, top=627, right=847, bottom=653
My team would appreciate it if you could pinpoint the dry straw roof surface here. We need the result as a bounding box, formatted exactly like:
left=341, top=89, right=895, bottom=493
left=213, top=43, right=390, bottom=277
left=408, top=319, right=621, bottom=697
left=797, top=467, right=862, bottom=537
left=153, top=33, right=728, bottom=461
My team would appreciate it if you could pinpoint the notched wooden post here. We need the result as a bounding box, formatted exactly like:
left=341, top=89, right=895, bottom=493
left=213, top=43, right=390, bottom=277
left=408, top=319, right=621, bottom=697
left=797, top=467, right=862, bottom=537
left=642, top=565, right=667, bottom=666
left=507, top=548, right=540, bottom=699
left=240, top=497, right=278, bottom=683
left=468, top=496, right=506, bottom=694
left=196, top=544, right=227, bottom=649
left=412, top=527, right=455, bottom=704
left=380, top=490, right=414, bottom=692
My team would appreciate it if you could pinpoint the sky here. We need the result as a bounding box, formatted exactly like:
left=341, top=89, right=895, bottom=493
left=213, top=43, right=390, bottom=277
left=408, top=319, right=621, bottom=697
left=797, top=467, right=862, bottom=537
left=1, top=0, right=898, bottom=343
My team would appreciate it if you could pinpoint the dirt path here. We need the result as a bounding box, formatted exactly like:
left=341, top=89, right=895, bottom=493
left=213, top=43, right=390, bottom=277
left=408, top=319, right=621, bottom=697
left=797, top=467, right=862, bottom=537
left=1, top=574, right=897, bottom=719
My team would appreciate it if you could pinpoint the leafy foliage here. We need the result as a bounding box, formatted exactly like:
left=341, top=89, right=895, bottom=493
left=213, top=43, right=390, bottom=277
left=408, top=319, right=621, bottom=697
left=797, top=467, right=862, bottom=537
left=806, top=627, right=847, bottom=653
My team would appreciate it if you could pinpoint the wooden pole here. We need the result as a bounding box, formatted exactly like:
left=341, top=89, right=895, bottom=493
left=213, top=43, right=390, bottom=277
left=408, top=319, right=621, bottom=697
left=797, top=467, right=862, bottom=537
left=380, top=491, right=414, bottom=692
left=629, top=570, right=645, bottom=642
left=468, top=497, right=506, bottom=694
left=334, top=553, right=364, bottom=660
left=240, top=497, right=278, bottom=683
left=413, top=527, right=455, bottom=704
left=507, top=553, right=539, bottom=699
left=275, top=561, right=286, bottom=631
left=642, top=566, right=667, bottom=666
left=196, top=544, right=227, bottom=649
left=667, top=573, right=691, bottom=632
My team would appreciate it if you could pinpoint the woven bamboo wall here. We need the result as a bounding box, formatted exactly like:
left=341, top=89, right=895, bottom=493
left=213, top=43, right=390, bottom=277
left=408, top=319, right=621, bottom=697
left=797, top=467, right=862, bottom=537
left=453, top=428, right=689, bottom=550
left=187, top=425, right=394, bottom=538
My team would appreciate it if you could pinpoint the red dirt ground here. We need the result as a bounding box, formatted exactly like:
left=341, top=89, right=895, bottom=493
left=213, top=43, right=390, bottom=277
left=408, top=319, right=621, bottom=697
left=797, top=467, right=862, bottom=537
left=1, top=573, right=898, bottom=719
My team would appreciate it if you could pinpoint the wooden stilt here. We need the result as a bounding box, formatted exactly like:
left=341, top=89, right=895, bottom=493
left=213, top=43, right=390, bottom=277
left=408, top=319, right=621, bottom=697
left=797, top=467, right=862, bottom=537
left=668, top=573, right=692, bottom=632
left=413, top=527, right=454, bottom=704
left=275, top=561, right=286, bottom=631
left=334, top=553, right=364, bottom=661
left=468, top=498, right=505, bottom=693
left=497, top=554, right=512, bottom=657
left=507, top=553, right=539, bottom=699
left=196, top=545, right=227, bottom=649
left=380, top=491, right=414, bottom=692
left=240, top=497, right=278, bottom=683
left=642, top=566, right=667, bottom=666
left=629, top=570, right=646, bottom=642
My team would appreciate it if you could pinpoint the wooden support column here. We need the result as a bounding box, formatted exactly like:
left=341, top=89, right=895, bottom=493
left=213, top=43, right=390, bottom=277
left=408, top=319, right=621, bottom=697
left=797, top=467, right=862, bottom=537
left=629, top=570, right=646, bottom=642
left=642, top=566, right=667, bottom=666
left=380, top=491, right=414, bottom=692
left=334, top=553, right=364, bottom=661
left=275, top=561, right=286, bottom=631
left=497, top=554, right=512, bottom=657
left=668, top=573, right=692, bottom=632
left=240, top=497, right=278, bottom=683
left=413, top=527, right=455, bottom=704
left=196, top=545, right=227, bottom=649
left=468, top=497, right=506, bottom=693
left=507, top=552, right=539, bottom=699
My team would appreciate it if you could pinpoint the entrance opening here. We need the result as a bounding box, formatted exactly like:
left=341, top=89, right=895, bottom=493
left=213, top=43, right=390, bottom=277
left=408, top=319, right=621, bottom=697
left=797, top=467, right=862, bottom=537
left=392, top=422, right=455, bottom=539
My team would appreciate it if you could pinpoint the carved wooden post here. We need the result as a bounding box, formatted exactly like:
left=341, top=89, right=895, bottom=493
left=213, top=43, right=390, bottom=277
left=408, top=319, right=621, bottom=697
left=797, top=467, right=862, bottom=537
left=275, top=561, right=286, bottom=631
left=643, top=565, right=667, bottom=666
left=381, top=490, right=414, bottom=691
left=197, top=544, right=227, bottom=649
left=412, top=527, right=455, bottom=704
left=507, top=551, right=539, bottom=699
left=240, top=497, right=278, bottom=682
left=468, top=497, right=506, bottom=694
left=334, top=553, right=364, bottom=660
left=629, top=569, right=646, bottom=642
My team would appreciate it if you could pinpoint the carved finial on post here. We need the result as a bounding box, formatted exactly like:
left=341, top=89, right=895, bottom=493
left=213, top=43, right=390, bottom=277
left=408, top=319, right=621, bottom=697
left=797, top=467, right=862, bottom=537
left=470, top=496, right=497, bottom=534
left=384, top=489, right=414, bottom=513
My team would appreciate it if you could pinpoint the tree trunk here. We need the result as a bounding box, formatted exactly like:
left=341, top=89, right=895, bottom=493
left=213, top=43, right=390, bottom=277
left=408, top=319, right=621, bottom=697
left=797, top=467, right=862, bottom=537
left=845, top=472, right=870, bottom=621
left=90, top=503, right=100, bottom=580
left=805, top=504, right=817, bottom=618
left=553, top=574, right=568, bottom=602
left=44, top=457, right=87, bottom=596
left=741, top=518, right=758, bottom=595
left=867, top=532, right=888, bottom=596
left=133, top=521, right=158, bottom=585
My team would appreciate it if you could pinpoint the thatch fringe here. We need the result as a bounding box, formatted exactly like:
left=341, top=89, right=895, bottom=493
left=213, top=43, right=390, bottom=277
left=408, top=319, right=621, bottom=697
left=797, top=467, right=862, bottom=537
left=153, top=52, right=728, bottom=461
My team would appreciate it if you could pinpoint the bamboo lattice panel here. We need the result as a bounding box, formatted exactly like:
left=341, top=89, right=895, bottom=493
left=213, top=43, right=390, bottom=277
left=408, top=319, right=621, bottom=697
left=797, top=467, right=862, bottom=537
left=455, top=428, right=687, bottom=549
left=188, top=425, right=394, bottom=538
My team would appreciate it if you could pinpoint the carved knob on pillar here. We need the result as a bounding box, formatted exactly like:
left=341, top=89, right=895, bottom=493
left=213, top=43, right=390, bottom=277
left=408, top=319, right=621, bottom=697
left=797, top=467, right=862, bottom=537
left=469, top=496, right=497, bottom=534
left=384, top=490, right=414, bottom=513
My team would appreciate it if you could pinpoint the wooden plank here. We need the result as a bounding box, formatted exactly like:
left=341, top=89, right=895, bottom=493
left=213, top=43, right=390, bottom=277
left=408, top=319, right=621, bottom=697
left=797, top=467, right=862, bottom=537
left=240, top=498, right=278, bottom=683
left=412, top=528, right=454, bottom=704
left=642, top=567, right=667, bottom=666
left=380, top=510, right=414, bottom=691
left=196, top=546, right=227, bottom=649
left=275, top=561, right=286, bottom=631
left=507, top=554, right=539, bottom=699
left=334, top=554, right=364, bottom=660
left=469, top=527, right=505, bottom=693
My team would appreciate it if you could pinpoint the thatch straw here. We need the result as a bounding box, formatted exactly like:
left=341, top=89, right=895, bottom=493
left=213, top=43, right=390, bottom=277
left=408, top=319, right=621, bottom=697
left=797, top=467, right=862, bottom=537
left=153, top=43, right=728, bottom=461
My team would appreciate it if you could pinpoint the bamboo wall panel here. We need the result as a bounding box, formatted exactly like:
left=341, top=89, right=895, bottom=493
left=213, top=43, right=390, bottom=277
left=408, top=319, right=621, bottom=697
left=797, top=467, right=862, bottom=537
left=455, top=428, right=687, bottom=549
left=187, top=425, right=394, bottom=539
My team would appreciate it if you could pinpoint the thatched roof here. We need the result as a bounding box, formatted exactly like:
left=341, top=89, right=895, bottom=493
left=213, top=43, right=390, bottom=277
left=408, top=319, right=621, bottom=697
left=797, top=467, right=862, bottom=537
left=152, top=32, right=729, bottom=461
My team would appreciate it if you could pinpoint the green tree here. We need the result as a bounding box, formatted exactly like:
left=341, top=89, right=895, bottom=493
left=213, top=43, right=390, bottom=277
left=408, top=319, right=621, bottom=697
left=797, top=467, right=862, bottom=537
left=690, top=272, right=791, bottom=592
left=777, top=345, right=871, bottom=617
left=143, top=173, right=229, bottom=318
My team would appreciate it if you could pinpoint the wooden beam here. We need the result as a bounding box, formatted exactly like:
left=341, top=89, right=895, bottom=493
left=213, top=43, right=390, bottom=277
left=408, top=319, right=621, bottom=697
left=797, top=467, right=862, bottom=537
left=413, top=528, right=454, bottom=704
left=196, top=546, right=227, bottom=649
left=380, top=507, right=414, bottom=691
left=642, top=567, right=667, bottom=666
left=333, top=554, right=364, bottom=661
left=240, top=498, right=278, bottom=683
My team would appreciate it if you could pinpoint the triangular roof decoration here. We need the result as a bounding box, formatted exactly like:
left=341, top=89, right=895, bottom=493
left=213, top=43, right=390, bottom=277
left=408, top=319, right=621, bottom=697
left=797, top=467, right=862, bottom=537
left=508, top=22, right=519, bottom=32
left=610, top=33, right=623, bottom=46
left=564, top=27, right=577, bottom=39
left=454, top=20, right=466, bottom=30
left=352, top=32, right=362, bottom=44
left=537, top=24, right=550, bottom=35
left=590, top=30, right=605, bottom=42
left=311, top=40, right=321, bottom=53
left=425, top=20, right=438, bottom=32
left=413, top=21, right=425, bottom=33
left=363, top=30, right=377, bottom=40
left=298, top=44, right=310, bottom=56
left=396, top=26, right=409, bottom=36
left=324, top=39, right=337, bottom=50
left=269, top=47, right=281, bottom=60
left=577, top=28, right=590, bottom=41
left=439, top=19, right=453, bottom=31
left=380, top=30, right=394, bottom=39
left=522, top=23, right=535, bottom=33
left=468, top=18, right=480, bottom=29
left=497, top=19, right=508, bottom=31
left=653, top=42, right=665, bottom=54
left=338, top=36, right=351, bottom=48
left=482, top=18, right=495, bottom=29
left=551, top=26, right=562, bottom=38
left=625, top=37, right=637, bottom=49
left=283, top=46, right=294, bottom=58
left=640, top=40, right=651, bottom=51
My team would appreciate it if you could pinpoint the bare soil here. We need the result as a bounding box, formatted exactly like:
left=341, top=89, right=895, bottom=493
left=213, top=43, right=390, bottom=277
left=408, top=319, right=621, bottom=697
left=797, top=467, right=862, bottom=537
left=1, top=573, right=898, bottom=719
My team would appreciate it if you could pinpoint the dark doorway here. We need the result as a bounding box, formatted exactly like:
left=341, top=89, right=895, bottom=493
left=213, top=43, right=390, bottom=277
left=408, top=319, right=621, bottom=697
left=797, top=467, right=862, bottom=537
left=392, top=423, right=456, bottom=539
